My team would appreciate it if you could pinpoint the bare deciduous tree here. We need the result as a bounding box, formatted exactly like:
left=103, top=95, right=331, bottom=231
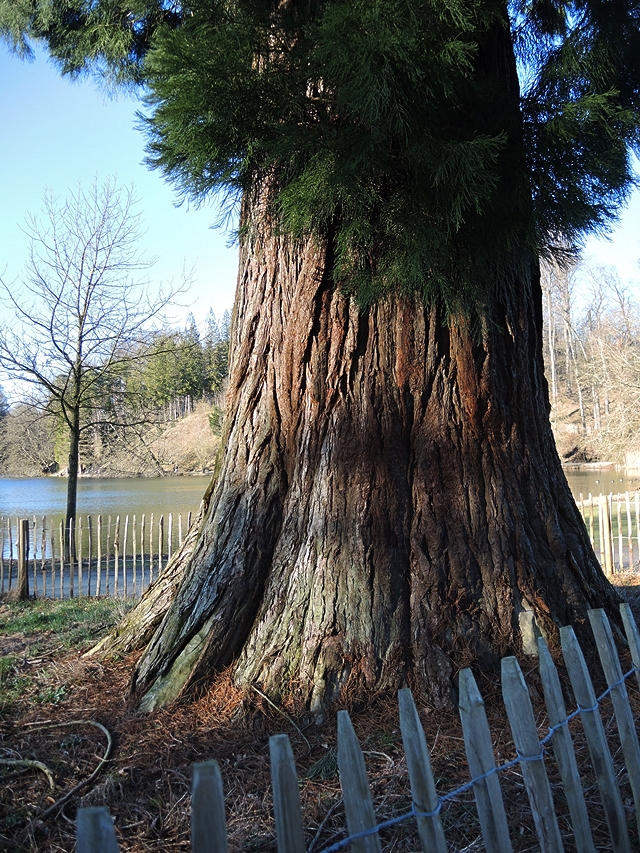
left=0, top=179, right=179, bottom=555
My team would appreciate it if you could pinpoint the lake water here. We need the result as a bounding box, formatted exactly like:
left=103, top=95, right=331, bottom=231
left=0, top=475, right=211, bottom=521
left=1, top=468, right=636, bottom=521
left=1, top=470, right=638, bottom=596
left=562, top=468, right=640, bottom=499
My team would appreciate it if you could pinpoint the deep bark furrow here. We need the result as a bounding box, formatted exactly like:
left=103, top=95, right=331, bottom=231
left=103, top=190, right=622, bottom=712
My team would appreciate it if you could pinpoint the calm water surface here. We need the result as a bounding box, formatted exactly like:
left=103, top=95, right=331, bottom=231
left=563, top=468, right=640, bottom=499
left=0, top=476, right=210, bottom=520
left=1, top=469, right=636, bottom=521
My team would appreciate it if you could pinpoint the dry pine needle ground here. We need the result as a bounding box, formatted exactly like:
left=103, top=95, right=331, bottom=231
left=1, top=580, right=640, bottom=853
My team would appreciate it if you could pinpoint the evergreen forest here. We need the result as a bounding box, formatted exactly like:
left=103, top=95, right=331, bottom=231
left=0, top=309, right=231, bottom=477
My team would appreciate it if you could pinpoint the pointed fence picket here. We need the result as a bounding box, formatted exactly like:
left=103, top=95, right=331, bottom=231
left=76, top=603, right=640, bottom=853
left=0, top=506, right=201, bottom=599
left=577, top=489, right=640, bottom=574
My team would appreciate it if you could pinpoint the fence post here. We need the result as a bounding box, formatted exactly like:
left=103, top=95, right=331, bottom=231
left=8, top=519, right=29, bottom=601
left=132, top=515, right=137, bottom=596
left=41, top=515, right=47, bottom=597
left=141, top=514, right=146, bottom=589
left=636, top=492, right=640, bottom=563
left=270, top=735, right=306, bottom=853
left=8, top=518, right=13, bottom=591
left=87, top=515, right=93, bottom=598
left=97, top=515, right=102, bottom=597
left=617, top=497, right=623, bottom=571
left=398, top=688, right=447, bottom=853
left=78, top=516, right=83, bottom=597
left=602, top=494, right=614, bottom=576
left=31, top=516, right=37, bottom=598
left=149, top=513, right=154, bottom=582
left=626, top=493, right=633, bottom=569
left=0, top=516, right=4, bottom=594
left=69, top=518, right=75, bottom=598
left=58, top=520, right=64, bottom=598
left=501, top=656, right=563, bottom=853
left=191, top=761, right=228, bottom=853
left=537, top=638, right=596, bottom=853
left=123, top=515, right=129, bottom=597
left=458, top=668, right=513, bottom=853
left=114, top=516, right=120, bottom=596
left=560, top=625, right=631, bottom=853
left=588, top=608, right=640, bottom=837
left=620, top=603, right=640, bottom=691
left=337, top=710, right=382, bottom=853
left=76, top=806, right=120, bottom=853
left=158, top=514, right=164, bottom=574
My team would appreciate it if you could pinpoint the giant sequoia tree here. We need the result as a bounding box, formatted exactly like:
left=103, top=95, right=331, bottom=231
left=6, top=0, right=640, bottom=710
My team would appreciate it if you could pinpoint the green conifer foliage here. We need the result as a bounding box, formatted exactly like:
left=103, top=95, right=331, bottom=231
left=3, top=0, right=638, bottom=311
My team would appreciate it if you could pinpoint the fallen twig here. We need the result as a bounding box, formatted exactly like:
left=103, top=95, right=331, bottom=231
left=20, top=719, right=112, bottom=823
left=307, top=797, right=343, bottom=853
left=0, top=758, right=55, bottom=790
left=251, top=684, right=311, bottom=752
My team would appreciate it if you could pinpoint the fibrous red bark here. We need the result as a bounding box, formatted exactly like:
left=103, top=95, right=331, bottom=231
left=114, top=195, right=619, bottom=713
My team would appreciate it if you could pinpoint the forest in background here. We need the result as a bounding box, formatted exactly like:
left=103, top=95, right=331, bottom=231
left=0, top=308, right=230, bottom=477
left=3, top=257, right=640, bottom=478
left=543, top=260, right=640, bottom=466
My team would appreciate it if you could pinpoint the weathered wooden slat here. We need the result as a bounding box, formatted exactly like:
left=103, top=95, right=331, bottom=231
left=114, top=515, right=121, bottom=595
left=32, top=516, right=37, bottom=598
left=501, top=656, right=564, bottom=853
left=191, top=760, right=228, bottom=853
left=538, top=638, right=596, bottom=853
left=78, top=515, right=84, bottom=597
left=132, top=515, right=137, bottom=596
left=41, top=515, right=47, bottom=597
left=141, top=513, right=146, bottom=589
left=458, top=668, right=513, bottom=853
left=76, top=806, right=120, bottom=853
left=397, top=688, right=447, bottom=853
left=617, top=497, right=623, bottom=571
left=337, top=710, right=382, bottom=853
left=96, top=515, right=102, bottom=597
left=588, top=608, right=640, bottom=837
left=158, top=514, right=164, bottom=573
left=87, top=515, right=93, bottom=597
left=69, top=518, right=75, bottom=598
left=625, top=492, right=633, bottom=569
left=560, top=626, right=632, bottom=853
left=620, top=602, right=640, bottom=692
left=270, top=734, right=306, bottom=853
left=123, top=515, right=129, bottom=597
left=149, top=512, right=154, bottom=581
left=58, top=520, right=64, bottom=598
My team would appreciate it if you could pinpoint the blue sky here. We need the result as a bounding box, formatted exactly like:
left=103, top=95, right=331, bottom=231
left=0, top=44, right=239, bottom=330
left=0, top=42, right=638, bottom=335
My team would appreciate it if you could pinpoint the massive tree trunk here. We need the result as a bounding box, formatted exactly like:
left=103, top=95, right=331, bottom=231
left=95, top=7, right=621, bottom=714
left=108, top=190, right=620, bottom=713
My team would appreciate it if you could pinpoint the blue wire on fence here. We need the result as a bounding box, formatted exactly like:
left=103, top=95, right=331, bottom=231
left=318, top=665, right=639, bottom=853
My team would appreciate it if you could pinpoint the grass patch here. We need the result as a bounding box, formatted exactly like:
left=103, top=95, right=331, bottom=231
left=0, top=597, right=134, bottom=653
left=0, top=597, right=136, bottom=716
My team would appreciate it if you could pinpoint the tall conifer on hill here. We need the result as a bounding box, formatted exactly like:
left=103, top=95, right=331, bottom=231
left=5, top=0, right=639, bottom=710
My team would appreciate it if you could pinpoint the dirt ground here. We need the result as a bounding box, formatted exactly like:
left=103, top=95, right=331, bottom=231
left=1, top=580, right=640, bottom=853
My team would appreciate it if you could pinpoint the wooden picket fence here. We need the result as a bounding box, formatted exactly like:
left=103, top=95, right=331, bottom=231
left=0, top=507, right=200, bottom=599
left=577, top=490, right=640, bottom=575
left=77, top=603, right=640, bottom=853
